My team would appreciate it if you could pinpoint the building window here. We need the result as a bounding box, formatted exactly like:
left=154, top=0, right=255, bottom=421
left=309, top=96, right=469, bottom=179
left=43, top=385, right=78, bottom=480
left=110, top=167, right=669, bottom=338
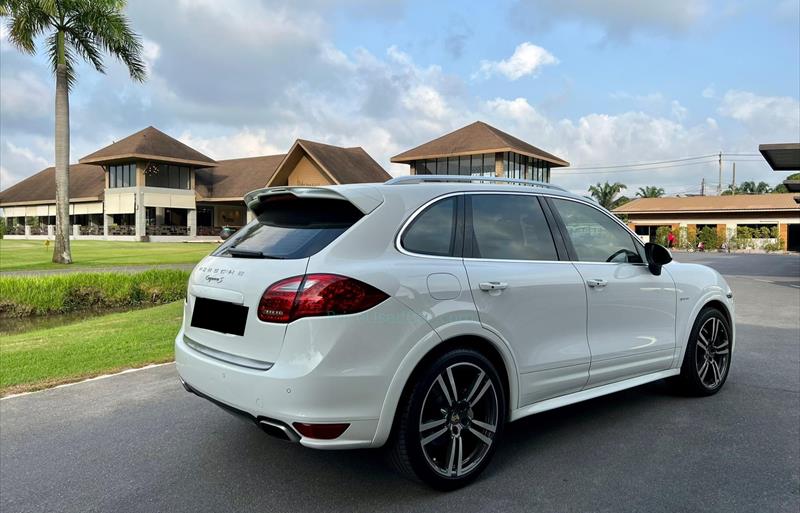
left=112, top=213, right=135, bottom=225
left=197, top=207, right=213, bottom=227
left=145, top=164, right=191, bottom=189
left=108, top=163, right=135, bottom=188
left=413, top=154, right=495, bottom=177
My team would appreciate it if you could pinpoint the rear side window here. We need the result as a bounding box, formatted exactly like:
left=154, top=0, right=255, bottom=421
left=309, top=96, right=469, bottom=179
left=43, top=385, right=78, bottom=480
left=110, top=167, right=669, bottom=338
left=401, top=196, right=459, bottom=256
left=214, top=195, right=363, bottom=259
left=468, top=194, right=558, bottom=261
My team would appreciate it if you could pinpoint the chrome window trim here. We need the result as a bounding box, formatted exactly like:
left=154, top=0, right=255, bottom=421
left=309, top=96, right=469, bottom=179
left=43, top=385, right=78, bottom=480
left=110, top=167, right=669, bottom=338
left=395, top=191, right=465, bottom=261
left=184, top=335, right=274, bottom=371
left=395, top=189, right=647, bottom=264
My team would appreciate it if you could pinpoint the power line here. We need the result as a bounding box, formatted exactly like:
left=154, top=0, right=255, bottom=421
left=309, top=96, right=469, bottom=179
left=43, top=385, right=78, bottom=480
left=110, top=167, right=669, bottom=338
left=567, top=160, right=714, bottom=175
left=565, top=152, right=765, bottom=171
left=565, top=157, right=769, bottom=175
left=566, top=154, right=717, bottom=170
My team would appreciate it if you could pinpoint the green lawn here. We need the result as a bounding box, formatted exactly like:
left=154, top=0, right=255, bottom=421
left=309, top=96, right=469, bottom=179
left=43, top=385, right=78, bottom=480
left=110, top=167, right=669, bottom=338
left=0, top=301, right=183, bottom=395
left=0, top=239, right=217, bottom=271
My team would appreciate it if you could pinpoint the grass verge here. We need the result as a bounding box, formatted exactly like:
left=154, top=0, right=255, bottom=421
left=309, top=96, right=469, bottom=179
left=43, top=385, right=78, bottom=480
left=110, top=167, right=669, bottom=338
left=0, top=240, right=216, bottom=272
left=0, top=269, right=189, bottom=317
left=0, top=301, right=182, bottom=396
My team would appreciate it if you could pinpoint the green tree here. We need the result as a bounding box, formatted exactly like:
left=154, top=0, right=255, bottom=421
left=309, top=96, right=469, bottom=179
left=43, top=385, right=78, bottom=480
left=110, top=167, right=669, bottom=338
left=635, top=186, right=665, bottom=198
left=722, top=181, right=773, bottom=196
left=773, top=172, right=800, bottom=193
left=1, top=0, right=146, bottom=264
left=588, top=182, right=628, bottom=209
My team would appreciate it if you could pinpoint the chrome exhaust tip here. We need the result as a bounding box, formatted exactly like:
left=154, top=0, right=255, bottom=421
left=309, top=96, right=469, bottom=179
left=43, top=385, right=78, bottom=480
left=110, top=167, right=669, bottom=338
left=258, top=418, right=301, bottom=443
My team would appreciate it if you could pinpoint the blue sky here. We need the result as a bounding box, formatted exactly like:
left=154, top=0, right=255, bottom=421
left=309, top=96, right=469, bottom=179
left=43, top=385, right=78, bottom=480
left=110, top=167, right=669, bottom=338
left=1, top=0, right=798, bottom=195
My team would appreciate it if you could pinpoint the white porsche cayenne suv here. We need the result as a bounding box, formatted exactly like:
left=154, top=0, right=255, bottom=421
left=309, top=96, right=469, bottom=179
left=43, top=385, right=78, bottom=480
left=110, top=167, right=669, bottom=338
left=176, top=176, right=734, bottom=489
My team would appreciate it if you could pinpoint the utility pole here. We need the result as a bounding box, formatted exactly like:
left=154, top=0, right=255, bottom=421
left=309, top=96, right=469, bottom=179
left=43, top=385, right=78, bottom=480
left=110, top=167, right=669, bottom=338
left=717, top=151, right=722, bottom=195
left=701, top=177, right=705, bottom=196
left=731, top=162, right=736, bottom=195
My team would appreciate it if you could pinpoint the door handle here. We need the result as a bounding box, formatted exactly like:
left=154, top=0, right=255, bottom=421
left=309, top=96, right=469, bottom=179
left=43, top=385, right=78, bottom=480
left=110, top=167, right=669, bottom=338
left=479, top=281, right=508, bottom=291
left=586, top=278, right=607, bottom=289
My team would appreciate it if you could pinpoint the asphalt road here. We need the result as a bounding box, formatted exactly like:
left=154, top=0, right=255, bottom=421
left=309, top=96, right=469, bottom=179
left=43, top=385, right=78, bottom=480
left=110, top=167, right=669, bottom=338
left=2, top=253, right=798, bottom=513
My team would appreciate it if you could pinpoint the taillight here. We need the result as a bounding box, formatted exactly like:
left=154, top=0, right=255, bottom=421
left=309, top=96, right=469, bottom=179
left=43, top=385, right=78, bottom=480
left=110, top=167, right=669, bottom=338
left=257, top=274, right=388, bottom=323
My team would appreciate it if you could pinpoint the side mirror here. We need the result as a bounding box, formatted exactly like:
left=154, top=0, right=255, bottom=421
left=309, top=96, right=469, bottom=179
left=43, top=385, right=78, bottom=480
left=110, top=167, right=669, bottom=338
left=644, top=242, right=673, bottom=276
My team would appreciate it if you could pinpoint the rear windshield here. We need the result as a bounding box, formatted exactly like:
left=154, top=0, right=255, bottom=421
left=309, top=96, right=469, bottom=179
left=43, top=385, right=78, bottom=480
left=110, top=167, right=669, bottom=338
left=213, top=194, right=363, bottom=259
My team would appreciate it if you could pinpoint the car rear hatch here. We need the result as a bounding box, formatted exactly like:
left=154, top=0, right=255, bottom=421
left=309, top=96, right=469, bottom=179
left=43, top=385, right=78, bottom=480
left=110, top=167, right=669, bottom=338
left=184, top=186, right=382, bottom=366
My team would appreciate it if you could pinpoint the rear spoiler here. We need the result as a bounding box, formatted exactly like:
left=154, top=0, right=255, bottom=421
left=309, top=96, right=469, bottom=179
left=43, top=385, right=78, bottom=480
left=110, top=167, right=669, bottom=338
left=244, top=185, right=384, bottom=215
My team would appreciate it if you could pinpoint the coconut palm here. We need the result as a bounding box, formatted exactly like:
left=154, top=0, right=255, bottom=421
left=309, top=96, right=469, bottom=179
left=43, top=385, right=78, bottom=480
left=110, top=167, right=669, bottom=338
left=588, top=182, right=628, bottom=210
left=635, top=186, right=665, bottom=198
left=1, top=0, right=145, bottom=263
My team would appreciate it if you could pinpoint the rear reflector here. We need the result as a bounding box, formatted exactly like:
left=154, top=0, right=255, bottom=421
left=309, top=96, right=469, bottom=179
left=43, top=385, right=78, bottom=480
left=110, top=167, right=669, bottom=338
left=258, top=274, right=388, bottom=323
left=292, top=422, right=350, bottom=440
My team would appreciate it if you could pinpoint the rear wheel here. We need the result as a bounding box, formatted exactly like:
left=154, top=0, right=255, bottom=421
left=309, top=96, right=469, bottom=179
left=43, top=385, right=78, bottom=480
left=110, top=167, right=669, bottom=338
left=389, top=349, right=505, bottom=490
left=674, top=307, right=732, bottom=396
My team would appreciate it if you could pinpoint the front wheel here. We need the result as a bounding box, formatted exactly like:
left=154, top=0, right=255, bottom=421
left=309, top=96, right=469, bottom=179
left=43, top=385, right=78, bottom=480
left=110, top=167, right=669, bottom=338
left=389, top=349, right=506, bottom=490
left=674, top=307, right=732, bottom=396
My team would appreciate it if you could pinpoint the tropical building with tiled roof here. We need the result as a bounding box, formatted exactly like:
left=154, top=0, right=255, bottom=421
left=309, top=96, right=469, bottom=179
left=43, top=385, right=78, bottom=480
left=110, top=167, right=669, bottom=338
left=0, top=121, right=565, bottom=241
left=391, top=121, right=569, bottom=180
left=614, top=194, right=800, bottom=252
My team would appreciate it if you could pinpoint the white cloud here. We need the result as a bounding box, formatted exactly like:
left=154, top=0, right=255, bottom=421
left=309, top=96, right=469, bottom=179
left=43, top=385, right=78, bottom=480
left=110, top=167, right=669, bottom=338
left=0, top=141, right=52, bottom=189
left=0, top=71, right=51, bottom=118
left=671, top=100, right=688, bottom=121
left=702, top=85, right=716, bottom=98
left=477, top=42, right=558, bottom=80
left=0, top=0, right=794, bottom=199
left=177, top=128, right=284, bottom=160
left=718, top=90, right=800, bottom=141
left=510, top=0, right=710, bottom=41
left=142, top=39, right=161, bottom=72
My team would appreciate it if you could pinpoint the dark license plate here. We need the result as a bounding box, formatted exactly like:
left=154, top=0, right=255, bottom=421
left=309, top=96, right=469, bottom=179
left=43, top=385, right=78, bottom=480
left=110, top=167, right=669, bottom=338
left=191, top=297, right=248, bottom=336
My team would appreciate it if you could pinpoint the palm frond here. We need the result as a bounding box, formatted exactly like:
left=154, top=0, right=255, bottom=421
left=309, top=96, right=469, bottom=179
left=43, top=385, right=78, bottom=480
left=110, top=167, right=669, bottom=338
left=66, top=0, right=145, bottom=82
left=46, top=31, right=76, bottom=89
left=65, top=24, right=104, bottom=73
left=3, top=0, right=54, bottom=54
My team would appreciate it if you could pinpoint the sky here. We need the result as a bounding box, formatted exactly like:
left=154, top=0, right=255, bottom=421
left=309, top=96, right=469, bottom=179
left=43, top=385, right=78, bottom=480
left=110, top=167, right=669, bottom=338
left=1, top=0, right=798, bottom=196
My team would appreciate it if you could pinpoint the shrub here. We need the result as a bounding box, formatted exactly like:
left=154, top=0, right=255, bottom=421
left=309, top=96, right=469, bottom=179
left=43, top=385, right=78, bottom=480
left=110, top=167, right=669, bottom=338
left=697, top=226, right=720, bottom=250
left=763, top=238, right=786, bottom=253
left=0, top=269, right=189, bottom=318
left=676, top=226, right=692, bottom=250
left=654, top=226, right=670, bottom=246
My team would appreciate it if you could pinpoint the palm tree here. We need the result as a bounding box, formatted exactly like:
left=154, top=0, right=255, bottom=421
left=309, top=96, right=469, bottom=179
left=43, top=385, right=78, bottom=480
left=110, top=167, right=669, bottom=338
left=588, top=182, right=627, bottom=210
left=1, top=0, right=145, bottom=264
left=754, top=181, right=772, bottom=194
left=635, top=186, right=665, bottom=198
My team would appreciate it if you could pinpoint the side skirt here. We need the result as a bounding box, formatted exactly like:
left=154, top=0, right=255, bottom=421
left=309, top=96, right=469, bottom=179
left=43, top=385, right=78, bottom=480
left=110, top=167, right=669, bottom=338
left=509, top=368, right=680, bottom=422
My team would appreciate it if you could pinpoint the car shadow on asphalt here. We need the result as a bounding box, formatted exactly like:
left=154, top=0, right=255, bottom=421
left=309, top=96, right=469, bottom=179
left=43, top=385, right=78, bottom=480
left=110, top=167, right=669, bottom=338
left=197, top=379, right=683, bottom=502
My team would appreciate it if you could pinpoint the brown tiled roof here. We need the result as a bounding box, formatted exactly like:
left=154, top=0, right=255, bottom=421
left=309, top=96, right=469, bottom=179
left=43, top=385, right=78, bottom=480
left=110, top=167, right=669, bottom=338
left=614, top=194, right=800, bottom=214
left=391, top=121, right=569, bottom=167
left=0, top=164, right=104, bottom=205
left=267, top=140, right=392, bottom=186
left=79, top=126, right=216, bottom=167
left=195, top=155, right=285, bottom=199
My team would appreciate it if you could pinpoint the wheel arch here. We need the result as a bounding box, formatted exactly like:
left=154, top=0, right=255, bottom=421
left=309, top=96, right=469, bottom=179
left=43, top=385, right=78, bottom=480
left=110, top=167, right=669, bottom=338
left=371, top=330, right=519, bottom=447
left=703, top=299, right=732, bottom=328
left=675, top=294, right=735, bottom=368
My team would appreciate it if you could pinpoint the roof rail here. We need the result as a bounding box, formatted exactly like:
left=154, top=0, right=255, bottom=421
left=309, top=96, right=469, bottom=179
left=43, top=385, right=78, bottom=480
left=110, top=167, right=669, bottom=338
left=385, top=174, right=569, bottom=192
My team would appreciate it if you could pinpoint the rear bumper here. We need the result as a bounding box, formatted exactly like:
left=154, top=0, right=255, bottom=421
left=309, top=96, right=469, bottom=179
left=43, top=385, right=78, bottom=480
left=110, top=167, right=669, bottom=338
left=175, top=330, right=382, bottom=449
left=180, top=377, right=300, bottom=442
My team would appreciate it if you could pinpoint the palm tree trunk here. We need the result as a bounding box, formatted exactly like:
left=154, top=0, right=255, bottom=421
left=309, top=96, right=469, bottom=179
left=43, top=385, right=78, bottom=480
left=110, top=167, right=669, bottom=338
left=52, top=41, right=72, bottom=264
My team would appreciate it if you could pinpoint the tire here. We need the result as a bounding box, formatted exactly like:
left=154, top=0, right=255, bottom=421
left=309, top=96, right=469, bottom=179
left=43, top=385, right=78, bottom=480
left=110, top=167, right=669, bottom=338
left=388, top=348, right=506, bottom=490
left=673, top=307, right=732, bottom=396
